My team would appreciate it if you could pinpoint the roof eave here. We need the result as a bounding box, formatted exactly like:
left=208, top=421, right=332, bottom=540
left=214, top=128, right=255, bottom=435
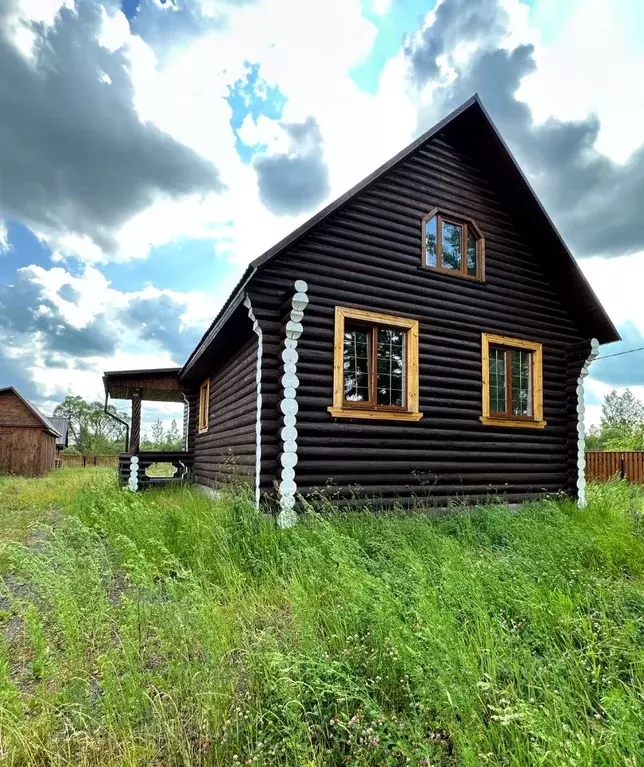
left=470, top=95, right=620, bottom=345
left=177, top=93, right=619, bottom=365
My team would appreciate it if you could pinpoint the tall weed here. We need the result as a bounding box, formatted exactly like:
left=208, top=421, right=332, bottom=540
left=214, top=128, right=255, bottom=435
left=0, top=476, right=642, bottom=765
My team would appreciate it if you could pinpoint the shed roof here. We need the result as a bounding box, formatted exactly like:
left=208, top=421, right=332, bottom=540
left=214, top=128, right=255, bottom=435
left=180, top=94, right=619, bottom=380
left=48, top=417, right=69, bottom=447
left=0, top=387, right=61, bottom=438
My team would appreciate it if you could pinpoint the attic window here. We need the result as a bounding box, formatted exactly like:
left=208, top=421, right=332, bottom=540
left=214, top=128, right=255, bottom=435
left=422, top=208, right=484, bottom=280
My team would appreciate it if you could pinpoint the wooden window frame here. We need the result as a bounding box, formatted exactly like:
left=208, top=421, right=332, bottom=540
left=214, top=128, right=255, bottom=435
left=481, top=333, right=546, bottom=429
left=421, top=207, right=485, bottom=281
left=328, top=306, right=422, bottom=422
left=198, top=378, right=210, bottom=433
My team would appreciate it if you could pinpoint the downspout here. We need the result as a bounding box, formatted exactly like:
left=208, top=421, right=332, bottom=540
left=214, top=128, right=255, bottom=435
left=104, top=391, right=130, bottom=452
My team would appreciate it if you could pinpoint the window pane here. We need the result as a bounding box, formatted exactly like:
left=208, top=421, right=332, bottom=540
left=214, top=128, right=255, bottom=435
left=425, top=215, right=438, bottom=267
left=489, top=348, right=507, bottom=413
left=343, top=327, right=370, bottom=402
left=376, top=327, right=405, bottom=406
left=441, top=221, right=462, bottom=270
left=467, top=230, right=477, bottom=276
left=511, top=349, right=532, bottom=416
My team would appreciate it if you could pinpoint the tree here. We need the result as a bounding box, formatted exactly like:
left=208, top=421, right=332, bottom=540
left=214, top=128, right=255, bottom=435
left=164, top=419, right=183, bottom=451
left=53, top=395, right=129, bottom=454
left=141, top=418, right=184, bottom=452
left=151, top=418, right=165, bottom=445
left=586, top=389, right=644, bottom=451
left=600, top=389, right=644, bottom=432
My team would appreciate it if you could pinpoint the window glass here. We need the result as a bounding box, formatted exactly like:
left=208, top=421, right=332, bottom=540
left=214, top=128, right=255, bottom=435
left=425, top=215, right=438, bottom=267
left=441, top=220, right=462, bottom=270
left=489, top=348, right=507, bottom=413
left=343, top=326, right=370, bottom=402
left=377, top=328, right=405, bottom=407
left=511, top=349, right=532, bottom=416
left=466, top=230, right=477, bottom=276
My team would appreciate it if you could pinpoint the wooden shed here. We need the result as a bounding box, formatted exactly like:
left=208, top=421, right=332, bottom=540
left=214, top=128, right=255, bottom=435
left=0, top=387, right=61, bottom=477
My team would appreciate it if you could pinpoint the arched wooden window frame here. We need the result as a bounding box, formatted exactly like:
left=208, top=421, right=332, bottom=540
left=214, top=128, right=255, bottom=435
left=421, top=207, right=485, bottom=281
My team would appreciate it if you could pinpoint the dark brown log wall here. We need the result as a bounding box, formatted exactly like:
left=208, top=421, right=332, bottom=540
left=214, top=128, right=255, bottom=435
left=249, top=129, right=589, bottom=506
left=192, top=334, right=259, bottom=489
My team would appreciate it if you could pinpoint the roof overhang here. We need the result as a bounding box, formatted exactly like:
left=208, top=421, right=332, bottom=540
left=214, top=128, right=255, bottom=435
left=103, top=368, right=184, bottom=402
left=178, top=94, right=619, bottom=371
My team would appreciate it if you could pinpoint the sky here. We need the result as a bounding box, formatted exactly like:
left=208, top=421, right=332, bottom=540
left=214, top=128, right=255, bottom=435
left=1, top=0, right=643, bottom=437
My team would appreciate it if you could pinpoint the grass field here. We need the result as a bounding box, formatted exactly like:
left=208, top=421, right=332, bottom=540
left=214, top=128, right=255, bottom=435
left=0, top=471, right=642, bottom=766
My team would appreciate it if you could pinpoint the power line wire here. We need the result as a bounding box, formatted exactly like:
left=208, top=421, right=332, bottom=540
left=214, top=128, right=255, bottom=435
left=597, top=345, right=644, bottom=361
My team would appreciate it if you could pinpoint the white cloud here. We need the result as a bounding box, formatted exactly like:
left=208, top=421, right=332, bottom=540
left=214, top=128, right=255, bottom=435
left=0, top=263, right=223, bottom=409
left=0, top=220, right=10, bottom=254
left=520, top=0, right=644, bottom=164
left=578, top=252, right=644, bottom=336
left=371, top=0, right=391, bottom=16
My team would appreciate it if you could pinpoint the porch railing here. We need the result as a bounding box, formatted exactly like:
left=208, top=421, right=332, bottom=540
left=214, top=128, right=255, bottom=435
left=118, top=451, right=194, bottom=490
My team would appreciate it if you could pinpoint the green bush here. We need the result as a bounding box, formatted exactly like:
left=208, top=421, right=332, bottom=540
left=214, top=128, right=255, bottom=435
left=0, top=475, right=642, bottom=765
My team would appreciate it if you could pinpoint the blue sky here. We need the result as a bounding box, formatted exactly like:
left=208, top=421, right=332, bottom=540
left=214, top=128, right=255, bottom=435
left=1, top=0, right=643, bottom=434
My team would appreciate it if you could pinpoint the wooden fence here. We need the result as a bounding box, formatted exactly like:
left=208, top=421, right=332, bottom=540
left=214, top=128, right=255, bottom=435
left=585, top=451, right=644, bottom=483
left=59, top=454, right=119, bottom=469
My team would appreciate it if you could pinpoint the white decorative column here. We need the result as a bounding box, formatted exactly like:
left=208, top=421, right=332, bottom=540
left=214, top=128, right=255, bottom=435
left=243, top=295, right=263, bottom=510
left=127, top=455, right=139, bottom=491
left=277, top=280, right=309, bottom=528
left=577, top=338, right=599, bottom=508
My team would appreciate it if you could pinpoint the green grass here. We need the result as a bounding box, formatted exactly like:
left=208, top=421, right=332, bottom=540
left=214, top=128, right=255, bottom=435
left=0, top=474, right=642, bottom=766
left=0, top=468, right=115, bottom=543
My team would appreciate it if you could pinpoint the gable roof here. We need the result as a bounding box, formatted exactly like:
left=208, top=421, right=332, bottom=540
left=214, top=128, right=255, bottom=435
left=0, top=387, right=61, bottom=438
left=48, top=417, right=69, bottom=447
left=180, top=94, right=619, bottom=379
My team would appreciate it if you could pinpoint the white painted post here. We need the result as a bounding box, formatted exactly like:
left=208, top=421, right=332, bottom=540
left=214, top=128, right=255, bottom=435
left=277, top=281, right=309, bottom=528
left=244, top=295, right=263, bottom=510
left=127, top=455, right=139, bottom=491
left=577, top=338, right=599, bottom=508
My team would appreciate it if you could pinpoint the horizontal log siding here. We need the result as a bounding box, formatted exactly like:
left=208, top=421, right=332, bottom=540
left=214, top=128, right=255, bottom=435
left=246, top=292, right=281, bottom=499
left=251, top=131, right=588, bottom=506
left=192, top=335, right=258, bottom=490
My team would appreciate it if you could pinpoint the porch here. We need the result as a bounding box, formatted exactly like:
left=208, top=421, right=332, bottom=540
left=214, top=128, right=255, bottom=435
left=103, top=367, right=193, bottom=490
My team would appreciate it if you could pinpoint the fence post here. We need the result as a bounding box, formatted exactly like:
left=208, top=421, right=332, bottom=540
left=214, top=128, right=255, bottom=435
left=94, top=455, right=97, bottom=466
left=620, top=457, right=625, bottom=480
left=83, top=455, right=86, bottom=468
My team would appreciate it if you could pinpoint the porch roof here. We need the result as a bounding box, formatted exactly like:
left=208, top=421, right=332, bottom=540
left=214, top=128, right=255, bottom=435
left=103, top=368, right=184, bottom=402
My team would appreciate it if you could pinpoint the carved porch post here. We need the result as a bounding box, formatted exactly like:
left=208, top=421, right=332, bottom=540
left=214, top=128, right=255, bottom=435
left=130, top=388, right=142, bottom=454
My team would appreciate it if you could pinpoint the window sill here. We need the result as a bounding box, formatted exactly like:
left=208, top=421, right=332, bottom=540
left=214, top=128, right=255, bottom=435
left=328, top=407, right=423, bottom=422
left=417, top=265, right=485, bottom=283
left=480, top=416, right=547, bottom=429
left=198, top=427, right=209, bottom=434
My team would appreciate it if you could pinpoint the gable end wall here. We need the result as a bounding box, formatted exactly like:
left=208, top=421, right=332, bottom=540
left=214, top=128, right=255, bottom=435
left=249, top=130, right=589, bottom=506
